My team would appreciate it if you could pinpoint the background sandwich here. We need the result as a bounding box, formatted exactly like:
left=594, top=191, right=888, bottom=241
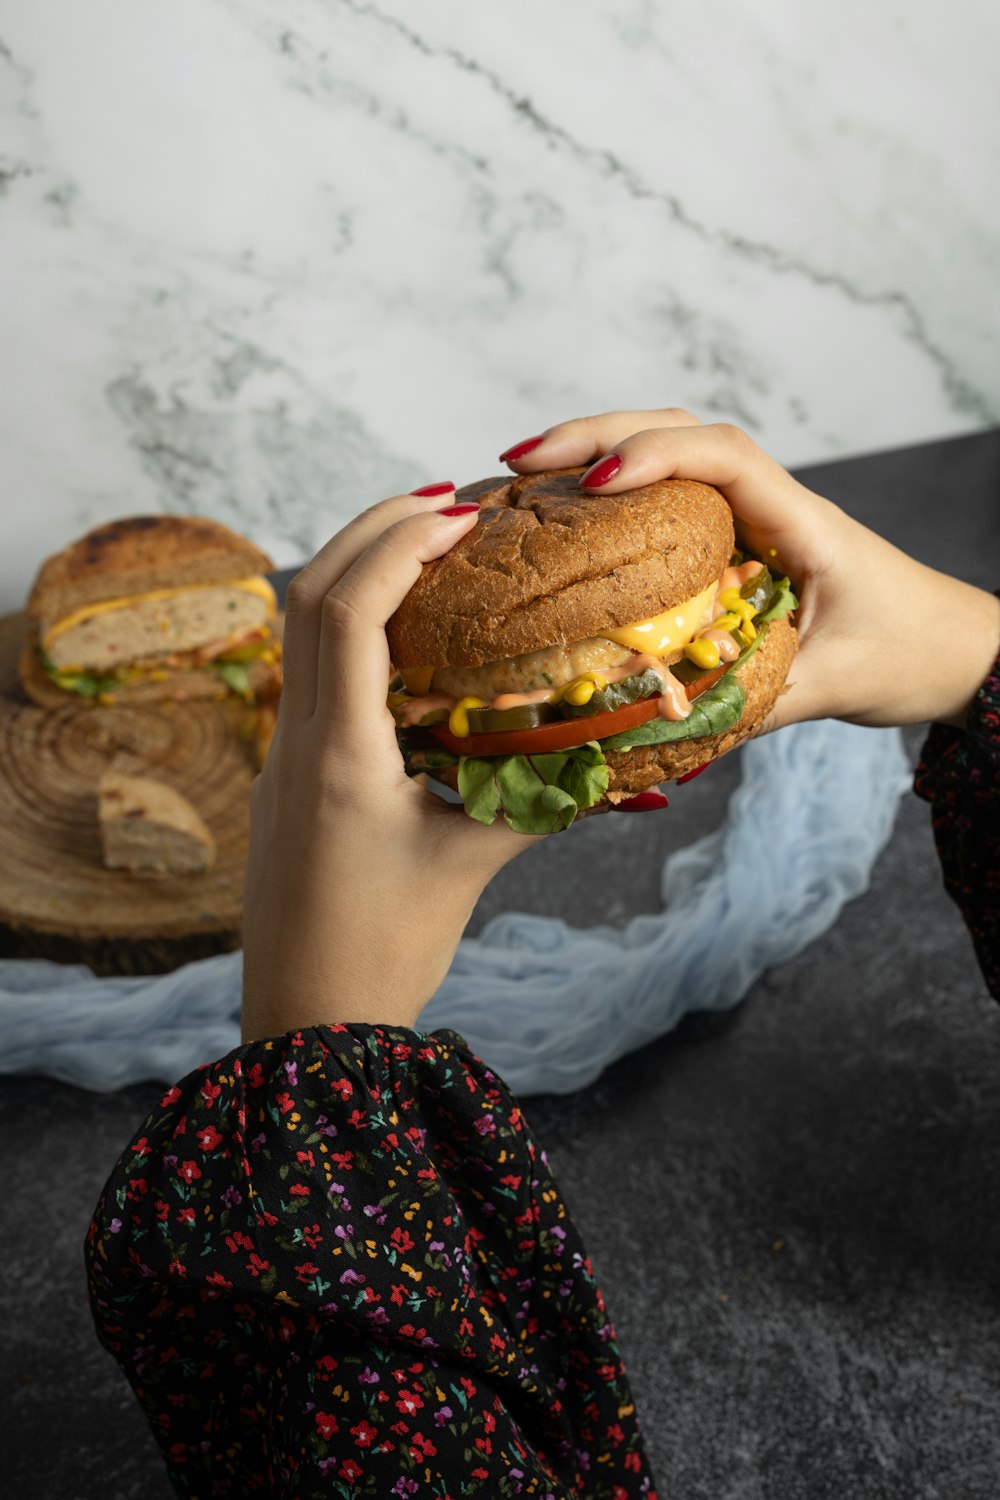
left=387, top=469, right=797, bottom=833
left=20, top=514, right=282, bottom=708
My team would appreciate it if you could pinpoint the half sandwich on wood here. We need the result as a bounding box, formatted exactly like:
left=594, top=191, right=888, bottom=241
left=98, top=772, right=216, bottom=875
left=20, top=514, right=281, bottom=707
left=387, top=468, right=798, bottom=834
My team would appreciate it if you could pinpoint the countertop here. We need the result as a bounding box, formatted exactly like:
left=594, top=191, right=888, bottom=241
left=2, top=429, right=998, bottom=1498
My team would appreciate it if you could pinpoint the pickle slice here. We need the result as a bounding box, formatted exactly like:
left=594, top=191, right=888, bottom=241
left=558, top=668, right=664, bottom=717
left=465, top=702, right=556, bottom=733
left=739, top=566, right=773, bottom=616
left=667, top=657, right=705, bottom=686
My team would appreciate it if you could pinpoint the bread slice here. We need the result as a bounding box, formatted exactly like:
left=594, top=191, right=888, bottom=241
left=386, top=469, right=734, bottom=668
left=98, top=773, right=217, bottom=875
left=27, top=514, right=274, bottom=626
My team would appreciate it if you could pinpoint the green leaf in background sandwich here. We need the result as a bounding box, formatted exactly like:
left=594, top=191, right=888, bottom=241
left=212, top=661, right=253, bottom=697
left=42, top=652, right=121, bottom=697
left=598, top=673, right=747, bottom=752
left=459, top=742, right=609, bottom=835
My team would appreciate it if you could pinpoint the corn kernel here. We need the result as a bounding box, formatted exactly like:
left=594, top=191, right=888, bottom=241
left=684, top=637, right=721, bottom=670
left=447, top=696, right=485, bottom=738
left=718, top=588, right=744, bottom=612
left=712, top=612, right=741, bottom=632
left=564, top=679, right=596, bottom=706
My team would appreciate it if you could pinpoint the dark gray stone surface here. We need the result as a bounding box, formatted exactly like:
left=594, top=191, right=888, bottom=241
left=2, top=429, right=998, bottom=1497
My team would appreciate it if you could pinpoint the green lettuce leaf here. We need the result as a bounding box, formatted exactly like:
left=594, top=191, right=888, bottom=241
left=212, top=661, right=253, bottom=697
left=458, top=742, right=609, bottom=834
left=403, top=745, right=460, bottom=773
left=757, top=574, right=797, bottom=623
left=599, top=672, right=746, bottom=752
left=41, top=652, right=122, bottom=697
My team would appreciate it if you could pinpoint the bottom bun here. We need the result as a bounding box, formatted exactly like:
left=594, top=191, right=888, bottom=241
left=18, top=634, right=281, bottom=709
left=425, top=615, right=797, bottom=813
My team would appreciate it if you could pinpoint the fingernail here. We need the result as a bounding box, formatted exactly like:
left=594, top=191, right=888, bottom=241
left=676, top=762, right=711, bottom=785
left=437, top=502, right=480, bottom=517
left=613, top=789, right=669, bottom=812
left=499, top=435, right=544, bottom=464
left=579, top=454, right=622, bottom=489
left=412, top=481, right=455, bottom=498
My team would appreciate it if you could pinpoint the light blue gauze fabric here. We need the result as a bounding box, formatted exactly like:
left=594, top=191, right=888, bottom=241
left=0, top=720, right=910, bottom=1096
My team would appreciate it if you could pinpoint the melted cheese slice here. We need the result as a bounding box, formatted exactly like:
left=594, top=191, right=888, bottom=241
left=42, top=575, right=278, bottom=652
left=598, top=581, right=718, bottom=657
left=399, top=666, right=435, bottom=696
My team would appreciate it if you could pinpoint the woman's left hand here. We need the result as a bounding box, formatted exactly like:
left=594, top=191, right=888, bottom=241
left=241, top=488, right=537, bottom=1045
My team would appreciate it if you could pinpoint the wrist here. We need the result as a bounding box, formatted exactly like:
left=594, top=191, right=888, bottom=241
left=934, top=586, right=1000, bottom=730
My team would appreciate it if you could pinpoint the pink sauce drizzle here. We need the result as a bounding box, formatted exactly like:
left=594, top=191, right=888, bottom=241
left=395, top=692, right=454, bottom=726
left=695, top=628, right=741, bottom=662
left=490, top=688, right=554, bottom=711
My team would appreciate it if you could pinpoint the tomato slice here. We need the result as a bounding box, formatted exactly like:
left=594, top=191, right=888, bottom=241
left=428, top=665, right=728, bottom=757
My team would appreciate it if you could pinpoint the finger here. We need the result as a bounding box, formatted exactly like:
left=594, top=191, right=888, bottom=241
left=281, top=484, right=458, bottom=719
left=576, top=421, right=832, bottom=541
left=499, top=407, right=702, bottom=472
left=315, top=506, right=480, bottom=754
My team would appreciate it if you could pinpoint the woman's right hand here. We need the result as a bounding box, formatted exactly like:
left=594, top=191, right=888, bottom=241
left=500, top=410, right=1000, bottom=732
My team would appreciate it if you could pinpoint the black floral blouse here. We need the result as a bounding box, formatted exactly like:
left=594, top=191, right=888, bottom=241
left=85, top=657, right=1000, bottom=1499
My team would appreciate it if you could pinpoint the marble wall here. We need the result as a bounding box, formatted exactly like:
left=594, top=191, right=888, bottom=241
left=1, top=0, right=997, bottom=609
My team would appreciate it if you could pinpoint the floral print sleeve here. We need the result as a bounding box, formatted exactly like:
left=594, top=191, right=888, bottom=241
left=913, top=646, right=1000, bottom=1001
left=85, top=1023, right=658, bottom=1499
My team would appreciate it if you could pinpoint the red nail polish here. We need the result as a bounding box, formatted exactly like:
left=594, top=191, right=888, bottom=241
left=438, top=502, right=480, bottom=517
left=579, top=454, right=622, bottom=489
left=499, top=435, right=544, bottom=464
left=412, top=481, right=455, bottom=497
left=676, top=762, right=711, bottom=785
left=613, top=789, right=669, bottom=812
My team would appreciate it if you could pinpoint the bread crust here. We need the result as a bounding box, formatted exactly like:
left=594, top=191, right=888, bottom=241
left=420, top=615, right=797, bottom=810
left=27, top=514, right=274, bottom=625
left=386, top=468, right=734, bottom=668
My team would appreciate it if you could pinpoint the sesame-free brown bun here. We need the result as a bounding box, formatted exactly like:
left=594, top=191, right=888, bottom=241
left=387, top=469, right=735, bottom=668
left=26, top=514, right=274, bottom=627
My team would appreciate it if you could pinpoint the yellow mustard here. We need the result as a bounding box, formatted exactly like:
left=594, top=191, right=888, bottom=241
left=447, top=696, right=485, bottom=737
left=684, top=637, right=721, bottom=670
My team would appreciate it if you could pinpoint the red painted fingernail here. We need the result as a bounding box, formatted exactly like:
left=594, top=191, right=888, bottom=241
left=613, top=789, right=669, bottom=812
left=579, top=454, right=622, bottom=489
left=676, top=762, right=711, bottom=784
left=499, top=435, right=544, bottom=464
left=437, top=502, right=480, bottom=517
left=412, top=481, right=455, bottom=497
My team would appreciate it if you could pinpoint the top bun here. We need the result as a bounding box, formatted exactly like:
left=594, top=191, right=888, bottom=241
left=27, top=514, right=275, bottom=627
left=387, top=468, right=734, bottom=668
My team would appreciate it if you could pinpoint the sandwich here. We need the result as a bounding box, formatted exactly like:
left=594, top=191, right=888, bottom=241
left=387, top=468, right=798, bottom=834
left=20, top=514, right=282, bottom=708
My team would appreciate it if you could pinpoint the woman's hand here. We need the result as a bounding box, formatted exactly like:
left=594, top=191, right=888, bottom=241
left=241, top=488, right=537, bottom=1045
left=500, top=411, right=1000, bottom=734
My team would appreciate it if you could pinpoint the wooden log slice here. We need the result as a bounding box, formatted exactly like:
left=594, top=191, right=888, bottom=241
left=0, top=609, right=266, bottom=975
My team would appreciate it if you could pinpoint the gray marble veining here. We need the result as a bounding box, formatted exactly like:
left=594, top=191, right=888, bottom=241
left=1, top=0, right=997, bottom=609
